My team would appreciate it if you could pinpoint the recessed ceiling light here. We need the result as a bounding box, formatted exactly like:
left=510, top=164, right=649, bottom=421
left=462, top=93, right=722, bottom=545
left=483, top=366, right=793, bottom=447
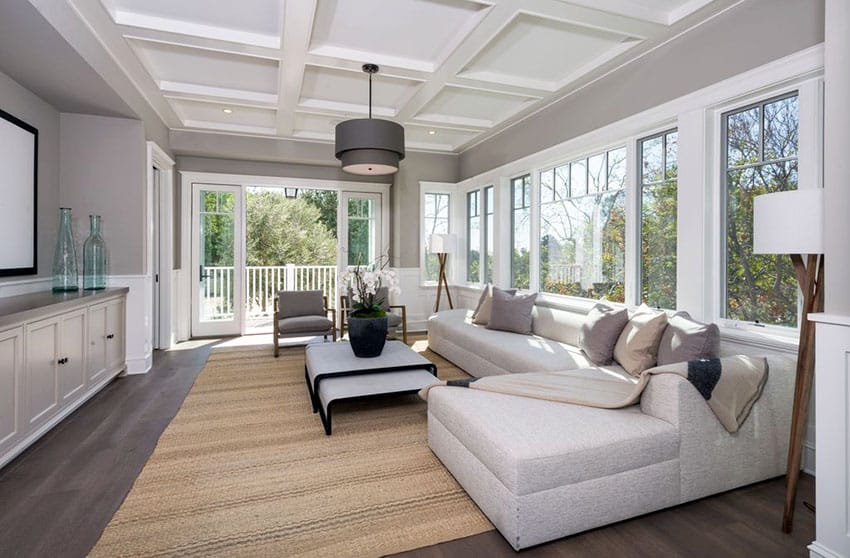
left=428, top=130, right=436, bottom=135
left=222, top=108, right=233, bottom=114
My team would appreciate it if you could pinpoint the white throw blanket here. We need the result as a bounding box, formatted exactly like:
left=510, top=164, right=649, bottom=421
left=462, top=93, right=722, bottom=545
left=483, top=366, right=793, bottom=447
left=420, top=355, right=768, bottom=433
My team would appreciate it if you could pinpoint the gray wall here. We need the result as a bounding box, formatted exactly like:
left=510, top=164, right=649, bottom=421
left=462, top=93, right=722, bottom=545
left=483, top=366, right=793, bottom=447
left=60, top=113, right=146, bottom=275
left=0, top=69, right=60, bottom=283
left=459, top=0, right=825, bottom=179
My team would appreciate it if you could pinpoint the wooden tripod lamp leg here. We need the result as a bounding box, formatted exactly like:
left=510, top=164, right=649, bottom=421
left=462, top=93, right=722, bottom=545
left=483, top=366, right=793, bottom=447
left=433, top=253, right=454, bottom=313
left=782, top=253, right=823, bottom=533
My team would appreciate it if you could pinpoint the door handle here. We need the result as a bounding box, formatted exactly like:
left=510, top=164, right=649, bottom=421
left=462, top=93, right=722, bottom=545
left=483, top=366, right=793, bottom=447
left=199, top=265, right=209, bottom=282
left=106, top=334, right=115, bottom=340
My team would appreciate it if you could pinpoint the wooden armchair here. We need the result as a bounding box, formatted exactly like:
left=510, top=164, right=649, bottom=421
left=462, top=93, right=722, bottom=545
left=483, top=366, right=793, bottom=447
left=273, top=290, right=336, bottom=357
left=339, top=287, right=408, bottom=345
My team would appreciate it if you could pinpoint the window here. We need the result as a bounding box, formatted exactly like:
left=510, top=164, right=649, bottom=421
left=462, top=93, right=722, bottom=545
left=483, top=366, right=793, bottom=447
left=484, top=186, right=494, bottom=284
left=423, top=192, right=450, bottom=282
left=467, top=190, right=480, bottom=282
left=538, top=147, right=626, bottom=302
left=723, top=94, right=799, bottom=327
left=639, top=130, right=678, bottom=309
left=511, top=175, right=531, bottom=289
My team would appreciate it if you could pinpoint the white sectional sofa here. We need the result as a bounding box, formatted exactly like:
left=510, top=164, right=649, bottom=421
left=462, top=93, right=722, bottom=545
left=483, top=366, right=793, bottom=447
left=426, top=305, right=795, bottom=550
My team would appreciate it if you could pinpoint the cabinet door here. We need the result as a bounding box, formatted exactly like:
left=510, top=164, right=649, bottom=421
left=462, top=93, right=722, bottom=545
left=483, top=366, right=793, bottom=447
left=0, top=327, right=23, bottom=456
left=88, top=303, right=107, bottom=383
left=26, top=319, right=59, bottom=427
left=105, top=298, right=125, bottom=371
left=58, top=310, right=86, bottom=402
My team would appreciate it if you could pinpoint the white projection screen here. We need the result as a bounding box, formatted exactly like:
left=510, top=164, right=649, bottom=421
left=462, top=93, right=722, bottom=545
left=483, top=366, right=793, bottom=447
left=0, top=108, right=37, bottom=276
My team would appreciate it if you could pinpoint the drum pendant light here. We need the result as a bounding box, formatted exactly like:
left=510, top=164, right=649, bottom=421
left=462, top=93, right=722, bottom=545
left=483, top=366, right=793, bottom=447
left=335, top=64, right=405, bottom=175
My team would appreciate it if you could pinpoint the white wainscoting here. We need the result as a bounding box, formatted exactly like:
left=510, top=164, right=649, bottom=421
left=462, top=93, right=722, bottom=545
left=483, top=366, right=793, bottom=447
left=107, top=275, right=152, bottom=374
left=391, top=268, right=462, bottom=332
left=0, top=277, right=52, bottom=298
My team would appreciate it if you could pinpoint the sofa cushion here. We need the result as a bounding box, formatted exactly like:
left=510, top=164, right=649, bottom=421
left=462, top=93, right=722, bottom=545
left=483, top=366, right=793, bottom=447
left=657, top=311, right=720, bottom=366
left=278, top=315, right=333, bottom=334
left=473, top=286, right=516, bottom=325
left=428, top=385, right=679, bottom=496
left=614, top=305, right=669, bottom=375
left=531, top=305, right=586, bottom=347
left=429, top=309, right=620, bottom=374
left=578, top=302, right=629, bottom=365
left=487, top=289, right=537, bottom=334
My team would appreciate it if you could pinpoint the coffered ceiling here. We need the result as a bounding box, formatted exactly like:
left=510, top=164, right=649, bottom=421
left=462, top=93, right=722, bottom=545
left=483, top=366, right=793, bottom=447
left=68, top=0, right=732, bottom=153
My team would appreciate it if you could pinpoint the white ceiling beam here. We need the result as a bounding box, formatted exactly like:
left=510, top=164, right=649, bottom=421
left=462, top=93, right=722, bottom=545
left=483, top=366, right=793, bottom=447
left=118, top=27, right=281, bottom=60
left=276, top=0, right=317, bottom=136
left=112, top=10, right=280, bottom=49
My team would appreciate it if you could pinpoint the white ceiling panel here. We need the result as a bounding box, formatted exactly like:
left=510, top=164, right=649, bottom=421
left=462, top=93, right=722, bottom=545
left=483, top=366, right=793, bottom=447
left=101, top=0, right=284, bottom=47
left=414, top=86, right=538, bottom=128
left=459, top=14, right=639, bottom=91
left=70, top=0, right=733, bottom=153
left=299, top=66, right=421, bottom=117
left=170, top=98, right=277, bottom=127
left=309, top=0, right=490, bottom=71
left=128, top=39, right=279, bottom=96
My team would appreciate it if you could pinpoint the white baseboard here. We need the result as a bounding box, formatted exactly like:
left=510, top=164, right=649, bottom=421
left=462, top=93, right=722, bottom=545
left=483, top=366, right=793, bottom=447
left=808, top=541, right=844, bottom=558
left=125, top=352, right=153, bottom=375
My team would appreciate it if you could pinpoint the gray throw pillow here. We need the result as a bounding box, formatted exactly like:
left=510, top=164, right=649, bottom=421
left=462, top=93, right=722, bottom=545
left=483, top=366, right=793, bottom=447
left=485, top=288, right=537, bottom=334
left=657, top=311, right=720, bottom=365
left=578, top=301, right=629, bottom=365
left=472, top=285, right=517, bottom=325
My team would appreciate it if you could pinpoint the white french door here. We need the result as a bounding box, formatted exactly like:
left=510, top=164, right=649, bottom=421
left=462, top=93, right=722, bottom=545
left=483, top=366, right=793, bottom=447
left=339, top=192, right=384, bottom=275
left=191, top=183, right=244, bottom=337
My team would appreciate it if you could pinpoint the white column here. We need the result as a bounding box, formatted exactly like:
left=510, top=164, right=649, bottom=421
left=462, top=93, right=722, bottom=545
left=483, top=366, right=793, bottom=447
left=823, top=0, right=850, bottom=314
left=810, top=2, right=850, bottom=557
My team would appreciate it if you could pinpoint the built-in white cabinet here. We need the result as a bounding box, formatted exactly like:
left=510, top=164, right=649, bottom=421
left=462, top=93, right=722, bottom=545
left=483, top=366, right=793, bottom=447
left=88, top=298, right=125, bottom=385
left=0, top=289, right=128, bottom=469
left=0, top=327, right=23, bottom=460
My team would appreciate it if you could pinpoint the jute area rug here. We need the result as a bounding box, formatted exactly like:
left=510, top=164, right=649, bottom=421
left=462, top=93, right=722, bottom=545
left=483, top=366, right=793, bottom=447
left=90, top=339, right=493, bottom=557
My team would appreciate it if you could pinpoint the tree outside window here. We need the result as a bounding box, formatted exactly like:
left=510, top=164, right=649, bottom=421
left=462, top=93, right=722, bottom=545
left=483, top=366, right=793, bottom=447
left=423, top=192, right=450, bottom=281
left=724, top=94, right=799, bottom=327
left=639, top=130, right=678, bottom=309
left=538, top=148, right=626, bottom=302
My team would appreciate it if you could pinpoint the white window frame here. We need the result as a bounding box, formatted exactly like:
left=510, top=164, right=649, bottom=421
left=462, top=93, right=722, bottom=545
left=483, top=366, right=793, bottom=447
left=419, top=181, right=458, bottom=286
left=710, top=78, right=822, bottom=338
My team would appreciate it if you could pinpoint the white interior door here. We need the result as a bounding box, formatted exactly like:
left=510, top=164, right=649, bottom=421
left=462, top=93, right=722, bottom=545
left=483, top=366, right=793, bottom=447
left=339, top=192, right=384, bottom=274
left=191, top=183, right=244, bottom=337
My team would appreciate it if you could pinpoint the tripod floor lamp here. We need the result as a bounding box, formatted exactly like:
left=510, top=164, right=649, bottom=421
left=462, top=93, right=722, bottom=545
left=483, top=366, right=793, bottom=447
left=753, top=188, right=824, bottom=533
left=429, top=233, right=456, bottom=312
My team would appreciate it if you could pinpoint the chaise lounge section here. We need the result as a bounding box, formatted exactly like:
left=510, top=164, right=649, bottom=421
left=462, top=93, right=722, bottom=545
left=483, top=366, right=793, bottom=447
left=426, top=304, right=794, bottom=550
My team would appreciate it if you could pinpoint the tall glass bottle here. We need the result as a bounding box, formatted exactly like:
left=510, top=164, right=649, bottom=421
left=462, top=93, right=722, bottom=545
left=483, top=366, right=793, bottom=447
left=52, top=208, right=79, bottom=292
left=83, top=215, right=107, bottom=290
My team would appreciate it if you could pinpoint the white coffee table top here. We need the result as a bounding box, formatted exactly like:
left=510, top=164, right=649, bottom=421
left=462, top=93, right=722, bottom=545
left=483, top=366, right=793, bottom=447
left=305, top=340, right=431, bottom=385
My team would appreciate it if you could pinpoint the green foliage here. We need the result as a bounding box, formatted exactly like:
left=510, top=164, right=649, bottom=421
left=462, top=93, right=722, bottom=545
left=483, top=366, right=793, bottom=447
left=245, top=190, right=337, bottom=266
left=299, top=190, right=338, bottom=236
left=511, top=248, right=530, bottom=290
left=641, top=179, right=677, bottom=309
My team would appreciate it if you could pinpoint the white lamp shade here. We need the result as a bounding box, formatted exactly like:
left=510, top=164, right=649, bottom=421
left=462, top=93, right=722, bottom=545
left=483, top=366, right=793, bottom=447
left=753, top=189, right=823, bottom=255
left=429, top=233, right=456, bottom=254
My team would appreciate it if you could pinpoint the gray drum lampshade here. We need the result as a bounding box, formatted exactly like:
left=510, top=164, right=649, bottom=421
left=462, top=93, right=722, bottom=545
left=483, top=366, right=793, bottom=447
left=335, top=118, right=405, bottom=175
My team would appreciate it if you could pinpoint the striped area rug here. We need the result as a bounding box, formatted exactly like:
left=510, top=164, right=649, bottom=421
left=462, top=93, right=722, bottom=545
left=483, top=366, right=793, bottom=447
left=90, top=339, right=492, bottom=557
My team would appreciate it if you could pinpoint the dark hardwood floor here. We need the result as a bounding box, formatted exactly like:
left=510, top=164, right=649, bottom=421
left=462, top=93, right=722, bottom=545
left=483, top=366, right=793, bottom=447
left=0, top=339, right=815, bottom=558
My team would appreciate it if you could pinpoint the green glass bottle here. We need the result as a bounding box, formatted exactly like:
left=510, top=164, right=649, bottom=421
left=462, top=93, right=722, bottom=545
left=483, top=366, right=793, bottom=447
left=83, top=215, right=107, bottom=290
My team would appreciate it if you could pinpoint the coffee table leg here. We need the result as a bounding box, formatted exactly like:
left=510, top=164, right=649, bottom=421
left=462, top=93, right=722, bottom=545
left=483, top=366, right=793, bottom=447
left=319, top=403, right=332, bottom=436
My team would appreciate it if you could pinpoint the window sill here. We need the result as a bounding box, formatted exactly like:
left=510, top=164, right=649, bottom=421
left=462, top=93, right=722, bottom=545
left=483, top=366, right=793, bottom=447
left=717, top=324, right=799, bottom=355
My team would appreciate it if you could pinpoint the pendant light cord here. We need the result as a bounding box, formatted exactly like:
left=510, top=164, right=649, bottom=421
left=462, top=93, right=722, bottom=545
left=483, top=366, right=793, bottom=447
left=368, top=71, right=373, bottom=119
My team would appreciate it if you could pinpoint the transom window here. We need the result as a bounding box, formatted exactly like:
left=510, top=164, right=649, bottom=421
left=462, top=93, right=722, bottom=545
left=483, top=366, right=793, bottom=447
left=639, top=130, right=678, bottom=309
left=538, top=147, right=627, bottom=302
left=723, top=93, right=799, bottom=327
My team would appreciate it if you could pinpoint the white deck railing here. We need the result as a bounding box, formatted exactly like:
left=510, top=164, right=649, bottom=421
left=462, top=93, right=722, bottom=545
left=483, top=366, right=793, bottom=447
left=203, top=265, right=337, bottom=321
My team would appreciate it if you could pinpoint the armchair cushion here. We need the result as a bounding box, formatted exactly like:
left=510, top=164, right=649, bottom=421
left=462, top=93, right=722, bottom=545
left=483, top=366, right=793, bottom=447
left=279, top=290, right=325, bottom=318
left=278, top=315, right=334, bottom=334
left=386, top=312, right=403, bottom=328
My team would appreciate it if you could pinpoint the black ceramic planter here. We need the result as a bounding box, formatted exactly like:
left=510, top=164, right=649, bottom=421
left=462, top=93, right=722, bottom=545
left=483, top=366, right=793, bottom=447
left=348, top=316, right=388, bottom=358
